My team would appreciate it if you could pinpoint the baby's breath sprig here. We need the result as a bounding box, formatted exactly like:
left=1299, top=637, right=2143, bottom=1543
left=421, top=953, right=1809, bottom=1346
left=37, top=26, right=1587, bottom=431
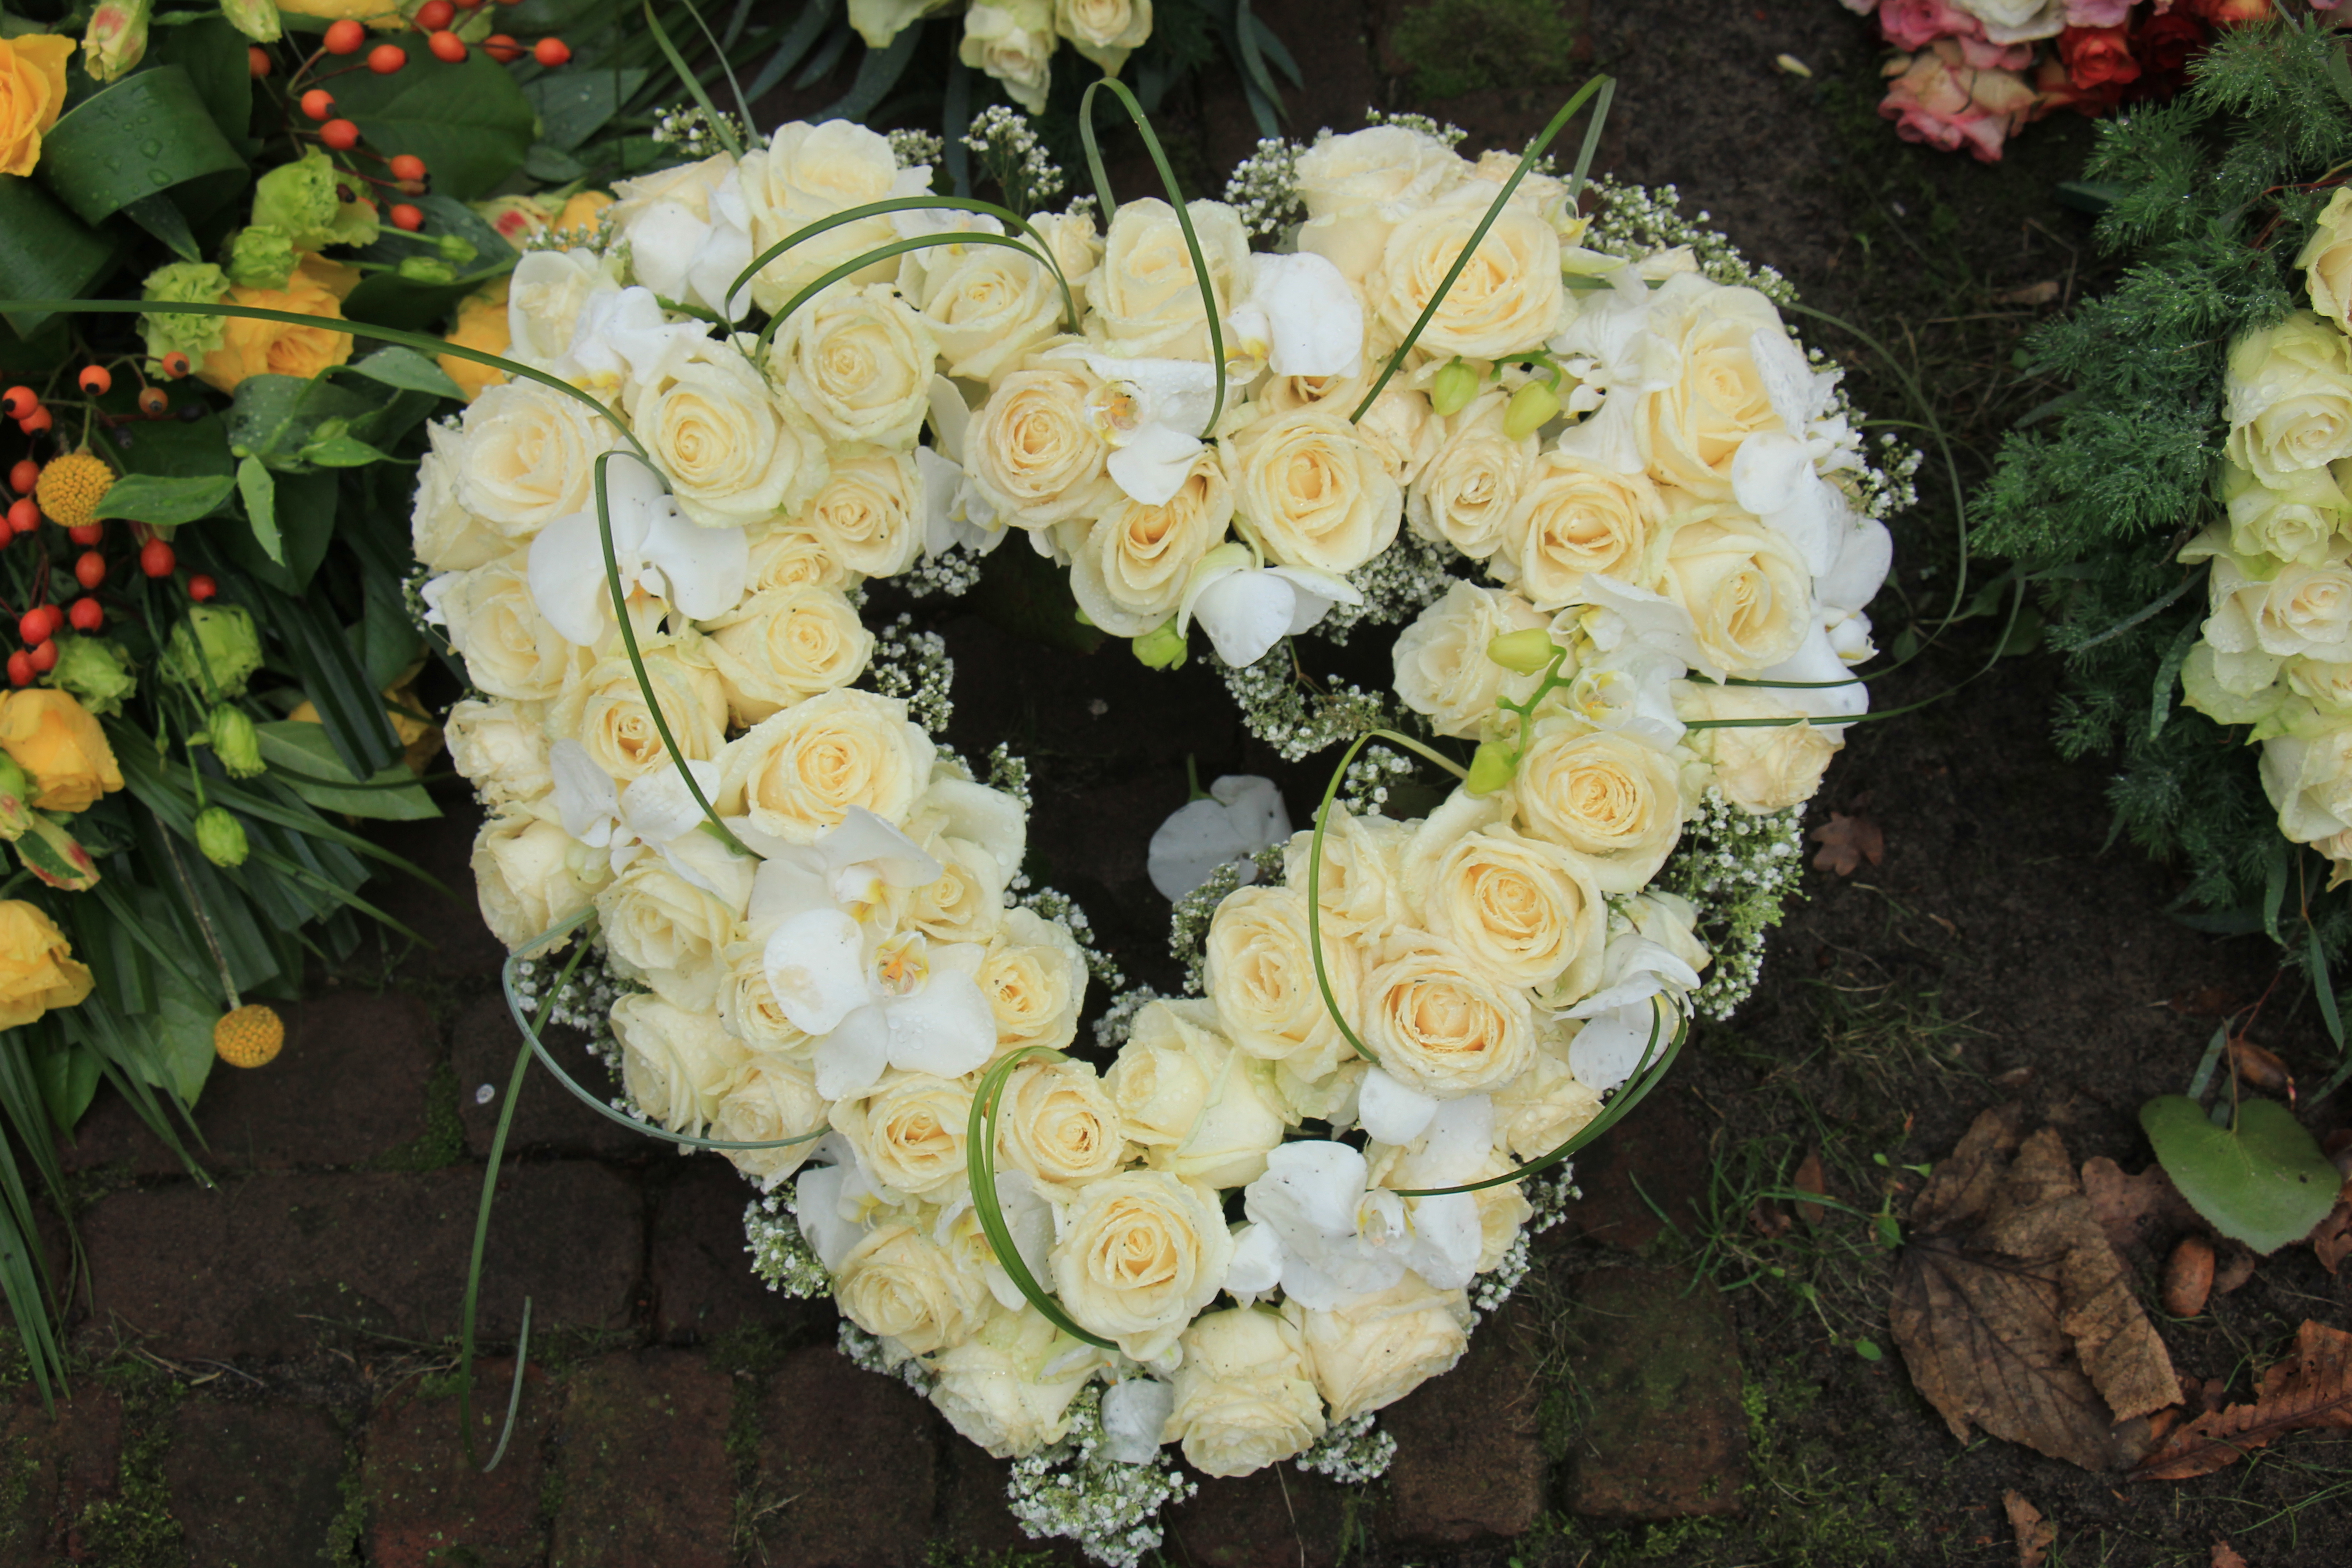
left=985, top=744, right=1034, bottom=813
left=1221, top=648, right=1400, bottom=763
left=1337, top=743, right=1416, bottom=818
left=887, top=128, right=947, bottom=172
left=1317, top=530, right=1463, bottom=645
left=1093, top=985, right=1166, bottom=1051
left=1294, top=1411, right=1396, bottom=1484
left=1359, top=108, right=1471, bottom=148
left=648, top=104, right=747, bottom=159
left=745, top=1192, right=832, bottom=1299
left=1168, top=846, right=1286, bottom=993
left=862, top=613, right=956, bottom=737
left=838, top=1320, right=935, bottom=1392
left=898, top=540, right=986, bottom=599
left=1581, top=176, right=1793, bottom=304
left=1004, top=1384, right=1195, bottom=1568
left=964, top=105, right=1065, bottom=217
left=1020, top=886, right=1125, bottom=990
left=510, top=938, right=631, bottom=1070
left=1223, top=137, right=1305, bottom=239
left=1660, top=788, right=1808, bottom=1020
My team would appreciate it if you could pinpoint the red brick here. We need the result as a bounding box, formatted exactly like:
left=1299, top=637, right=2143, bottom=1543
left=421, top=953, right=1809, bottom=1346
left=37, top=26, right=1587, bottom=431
left=0, top=1386, right=121, bottom=1558
left=79, top=1163, right=643, bottom=1358
left=369, top=803, right=510, bottom=982
left=547, top=1352, right=735, bottom=1568
left=1558, top=1268, right=1748, bottom=1520
left=58, top=990, right=440, bottom=1177
left=453, top=996, right=651, bottom=1160
left=935, top=1440, right=1084, bottom=1568
left=162, top=1400, right=348, bottom=1568
left=1553, top=1089, right=1710, bottom=1253
left=650, top=1158, right=833, bottom=1346
left=1165, top=1465, right=1353, bottom=1568
left=363, top=1359, right=556, bottom=1568
left=753, top=1344, right=941, bottom=1568
left=1379, top=1298, right=1547, bottom=1544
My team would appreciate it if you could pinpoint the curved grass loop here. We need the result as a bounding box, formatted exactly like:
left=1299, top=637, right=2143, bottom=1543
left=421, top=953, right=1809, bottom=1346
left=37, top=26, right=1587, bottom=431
left=966, top=1047, right=1121, bottom=1350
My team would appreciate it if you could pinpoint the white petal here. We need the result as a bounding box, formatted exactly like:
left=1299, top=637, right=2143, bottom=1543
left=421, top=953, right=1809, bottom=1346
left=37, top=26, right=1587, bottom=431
left=1223, top=1221, right=1284, bottom=1304
left=1247, top=1140, right=1369, bottom=1239
left=1410, top=1093, right=1495, bottom=1188
left=1106, top=422, right=1204, bottom=508
left=814, top=1005, right=893, bottom=1101
left=641, top=500, right=750, bottom=618
left=526, top=513, right=622, bottom=648
left=1818, top=518, right=1892, bottom=615
left=1566, top=1000, right=1669, bottom=1093
left=549, top=740, right=619, bottom=843
left=1191, top=570, right=1299, bottom=667
left=1758, top=623, right=1867, bottom=728
left=1176, top=541, right=1254, bottom=637
left=793, top=1161, right=865, bottom=1272
left=1398, top=1192, right=1482, bottom=1289
left=1208, top=774, right=1290, bottom=853
left=1357, top=1068, right=1440, bottom=1146
left=1747, top=325, right=1822, bottom=435
left=1100, top=1379, right=1176, bottom=1463
left=1266, top=565, right=1362, bottom=636
left=819, top=806, right=941, bottom=887
left=619, top=758, right=725, bottom=844
left=1146, top=798, right=1254, bottom=902
left=622, top=201, right=709, bottom=306
left=927, top=375, right=975, bottom=463
left=1249, top=252, right=1365, bottom=378
left=882, top=970, right=997, bottom=1079
left=765, top=909, right=873, bottom=1037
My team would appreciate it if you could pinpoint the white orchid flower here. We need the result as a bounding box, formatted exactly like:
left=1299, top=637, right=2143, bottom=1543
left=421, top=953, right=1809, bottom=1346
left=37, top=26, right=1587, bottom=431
left=505, top=247, right=623, bottom=369
left=1756, top=622, right=1870, bottom=730
left=1557, top=640, right=1687, bottom=751
left=1177, top=542, right=1363, bottom=667
left=1227, top=251, right=1364, bottom=380
left=918, top=377, right=1008, bottom=558
left=1223, top=1221, right=1284, bottom=1307
left=1355, top=1074, right=1497, bottom=1182
left=1069, top=350, right=1220, bottom=508
left=1548, top=265, right=1681, bottom=475
left=625, top=166, right=757, bottom=320
left=526, top=452, right=750, bottom=648
left=1146, top=774, right=1290, bottom=901
left=794, top=1132, right=891, bottom=1269
left=933, top=1169, right=1054, bottom=1309
left=1240, top=1140, right=1483, bottom=1310
left=1560, top=920, right=1701, bottom=1093
left=548, top=738, right=745, bottom=892
left=1568, top=572, right=1714, bottom=679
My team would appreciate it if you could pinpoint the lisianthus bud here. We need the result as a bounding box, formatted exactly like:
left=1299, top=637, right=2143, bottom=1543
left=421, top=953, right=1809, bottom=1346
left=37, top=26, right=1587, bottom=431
left=83, top=0, right=153, bottom=83
left=0, top=755, right=34, bottom=841
left=160, top=605, right=264, bottom=700
left=19, top=814, right=100, bottom=891
left=46, top=636, right=137, bottom=718
left=1430, top=358, right=1480, bottom=418
left=1465, top=740, right=1517, bottom=796
left=398, top=255, right=457, bottom=284
left=1485, top=627, right=1559, bottom=674
left=217, top=0, right=281, bottom=43
left=1133, top=618, right=1190, bottom=671
left=436, top=234, right=480, bottom=268
left=1501, top=378, right=1562, bottom=441
left=195, top=805, right=248, bottom=868
left=206, top=704, right=265, bottom=779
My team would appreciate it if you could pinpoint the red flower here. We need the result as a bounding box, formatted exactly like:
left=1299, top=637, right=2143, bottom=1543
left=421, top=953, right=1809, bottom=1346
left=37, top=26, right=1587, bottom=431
left=2058, top=24, right=2141, bottom=92
left=2136, top=12, right=2210, bottom=75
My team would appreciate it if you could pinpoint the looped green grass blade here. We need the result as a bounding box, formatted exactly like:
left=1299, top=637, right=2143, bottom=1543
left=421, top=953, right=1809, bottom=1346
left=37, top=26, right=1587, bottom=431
left=726, top=195, right=1079, bottom=338
left=965, top=1046, right=1119, bottom=1349
left=642, top=0, right=744, bottom=157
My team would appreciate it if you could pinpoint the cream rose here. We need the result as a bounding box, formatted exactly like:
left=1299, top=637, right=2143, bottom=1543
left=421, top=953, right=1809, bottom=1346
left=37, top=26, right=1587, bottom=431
left=470, top=806, right=608, bottom=949
left=1637, top=278, right=1794, bottom=500
left=412, top=421, right=508, bottom=572
left=959, top=1, right=1055, bottom=114
left=437, top=557, right=580, bottom=703
left=771, top=283, right=939, bottom=448
left=905, top=836, right=1013, bottom=947
left=902, top=216, right=1094, bottom=383
left=595, top=855, right=738, bottom=1012
left=995, top=1057, right=1125, bottom=1188
left=549, top=639, right=730, bottom=784
left=1409, top=802, right=1606, bottom=994
left=1087, top=197, right=1252, bottom=361
left=980, top=906, right=1088, bottom=1054
left=1507, top=453, right=1665, bottom=611
left=1164, top=1306, right=1326, bottom=1478
left=2194, top=534, right=2352, bottom=662
left=715, top=940, right=813, bottom=1055
left=832, top=1071, right=975, bottom=1200
left=2223, top=461, right=2350, bottom=567
left=1654, top=508, right=1814, bottom=674
left=611, top=991, right=750, bottom=1136
left=744, top=521, right=852, bottom=594
left=1282, top=803, right=1409, bottom=941
left=797, top=452, right=926, bottom=580
left=453, top=381, right=614, bottom=540
left=1298, top=1276, right=1471, bottom=1423
left=2226, top=312, right=2352, bottom=487
left=738, top=120, right=923, bottom=314
left=1509, top=725, right=1684, bottom=893
left=834, top=1222, right=992, bottom=1357
left=1296, top=125, right=1470, bottom=283
left=1369, top=188, right=1563, bottom=362
left=1679, top=683, right=1838, bottom=813
left=1063, top=450, right=1233, bottom=635
left=630, top=342, right=828, bottom=529
left=967, top=359, right=1120, bottom=529
left=1055, top=0, right=1151, bottom=64
left=1490, top=1031, right=1603, bottom=1161
left=928, top=1304, right=1101, bottom=1458
left=1103, top=999, right=1292, bottom=1189
left=720, top=688, right=935, bottom=842
left=704, top=585, right=874, bottom=725
left=2299, top=188, right=2352, bottom=330
left=1391, top=580, right=1548, bottom=740
left=1360, top=940, right=1536, bottom=1097
left=1408, top=390, right=1536, bottom=561
left=1204, top=884, right=1367, bottom=1080
left=1224, top=407, right=1402, bottom=574
left=1049, top=1171, right=1234, bottom=1360
left=444, top=698, right=552, bottom=808
left=712, top=1057, right=828, bottom=1187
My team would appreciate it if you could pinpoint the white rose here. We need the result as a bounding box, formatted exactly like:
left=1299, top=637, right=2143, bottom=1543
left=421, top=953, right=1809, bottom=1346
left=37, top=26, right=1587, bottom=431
left=799, top=452, right=926, bottom=580
left=1281, top=803, right=1410, bottom=942
left=995, top=1057, right=1125, bottom=1188
left=738, top=120, right=926, bottom=314
left=607, top=153, right=747, bottom=319
left=2193, top=532, right=2352, bottom=662
left=548, top=638, right=730, bottom=784
left=967, top=358, right=1120, bottom=529
left=1296, top=126, right=1470, bottom=283
left=1653, top=507, right=1814, bottom=675
left=1368, top=187, right=1563, bottom=362
left=834, top=1222, right=992, bottom=1357
left=960, top=0, right=1056, bottom=114
left=1679, top=683, right=1838, bottom=813
left=1103, top=999, right=1293, bottom=1189
left=980, top=906, right=1088, bottom=1054
left=444, top=698, right=552, bottom=808
left=905, top=834, right=1014, bottom=947
left=1951, top=0, right=2068, bottom=44
left=629, top=339, right=828, bottom=529
left=2298, top=186, right=2352, bottom=331
left=1223, top=407, right=1402, bottom=574
left=1391, top=579, right=1547, bottom=740
left=1405, top=794, right=1607, bottom=995
left=1508, top=724, right=1684, bottom=894
left=770, top=283, right=939, bottom=449
left=1163, top=1306, right=1326, bottom=1478
left=1055, top=0, right=1150, bottom=66
left=832, top=1070, right=975, bottom=1200
left=712, top=1057, right=828, bottom=1187
left=1360, top=941, right=1536, bottom=1098
left=902, top=215, right=1096, bottom=383
left=1205, top=884, right=1368, bottom=1082
left=744, top=521, right=852, bottom=594
left=715, top=939, right=813, bottom=1055
left=595, top=852, right=740, bottom=1011
left=1087, top=196, right=1253, bottom=361
left=2226, top=312, right=2352, bottom=487
left=454, top=381, right=614, bottom=540
left=1408, top=389, right=1535, bottom=561
left=2223, top=461, right=2350, bottom=567
left=1049, top=1171, right=1235, bottom=1360
left=1062, top=449, right=1234, bottom=636
left=503, top=245, right=618, bottom=366
left=704, top=585, right=874, bottom=725
left=1298, top=1275, right=1471, bottom=1422
left=470, top=805, right=607, bottom=950
left=611, top=991, right=750, bottom=1135
left=1637, top=278, right=1795, bottom=500
left=928, top=1304, right=1102, bottom=1458
left=1508, top=451, right=1665, bottom=611
left=412, top=420, right=508, bottom=572
left=720, top=688, right=935, bottom=843
left=2262, top=726, right=2352, bottom=842
left=437, top=556, right=581, bottom=703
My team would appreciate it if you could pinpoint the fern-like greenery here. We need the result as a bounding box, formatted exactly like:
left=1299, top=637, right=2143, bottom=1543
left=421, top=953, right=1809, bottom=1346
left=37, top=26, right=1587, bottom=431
left=1974, top=15, right=2352, bottom=958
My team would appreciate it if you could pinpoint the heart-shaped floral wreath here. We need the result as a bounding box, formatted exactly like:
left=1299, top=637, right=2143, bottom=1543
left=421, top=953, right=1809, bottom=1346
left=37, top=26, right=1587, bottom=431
left=412, top=83, right=1912, bottom=1565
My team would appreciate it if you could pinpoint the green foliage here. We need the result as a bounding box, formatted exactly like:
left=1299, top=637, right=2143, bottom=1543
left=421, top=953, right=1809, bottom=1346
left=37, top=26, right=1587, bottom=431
left=1973, top=16, right=2352, bottom=949
left=1391, top=0, right=1583, bottom=102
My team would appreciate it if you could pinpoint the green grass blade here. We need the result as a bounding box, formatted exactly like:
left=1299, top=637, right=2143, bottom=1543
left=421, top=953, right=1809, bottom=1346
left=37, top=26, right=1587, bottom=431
left=1306, top=732, right=1382, bottom=1066
left=963, top=1047, right=1119, bottom=1349
left=725, top=196, right=1078, bottom=334
left=750, top=230, right=1084, bottom=358
left=642, top=0, right=742, bottom=157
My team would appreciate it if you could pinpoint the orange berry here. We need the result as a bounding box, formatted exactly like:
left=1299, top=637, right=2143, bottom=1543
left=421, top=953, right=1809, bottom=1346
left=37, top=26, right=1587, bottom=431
left=533, top=37, right=570, bottom=67
left=68, top=597, right=102, bottom=633
left=324, top=19, right=366, bottom=54
left=20, top=607, right=53, bottom=645
left=189, top=574, right=218, bottom=602
left=300, top=87, right=335, bottom=120
left=390, top=203, right=423, bottom=231
left=321, top=118, right=360, bottom=151
left=140, top=538, right=176, bottom=578
left=428, top=29, right=466, bottom=63
left=5, top=499, right=35, bottom=534
left=162, top=352, right=191, bottom=379
left=138, top=387, right=169, bottom=416
left=368, top=42, right=407, bottom=74
left=17, top=410, right=49, bottom=436
left=7, top=461, right=35, bottom=495
left=68, top=522, right=101, bottom=546
left=74, top=551, right=105, bottom=590
left=5, top=652, right=29, bottom=687
left=483, top=33, right=522, bottom=62
left=248, top=44, right=272, bottom=78
left=78, top=366, right=111, bottom=396
left=418, top=0, right=456, bottom=25
left=29, top=640, right=57, bottom=674
left=389, top=153, right=426, bottom=182
left=0, top=387, right=34, bottom=420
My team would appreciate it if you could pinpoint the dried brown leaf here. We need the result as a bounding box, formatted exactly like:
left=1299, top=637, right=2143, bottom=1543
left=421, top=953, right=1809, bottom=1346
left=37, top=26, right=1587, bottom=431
left=2163, top=1236, right=2215, bottom=1318
left=2081, top=1157, right=2199, bottom=1261
left=1994, top=280, right=2063, bottom=306
left=1892, top=1111, right=2179, bottom=1471
left=1793, top=1149, right=1828, bottom=1226
left=2134, top=1322, right=2352, bottom=1480
left=1809, top=811, right=1884, bottom=876
left=2227, top=1039, right=2293, bottom=1096
left=2310, top=1202, right=2352, bottom=1277
left=2211, top=1544, right=2247, bottom=1568
left=2212, top=1242, right=2256, bottom=1297
left=2004, top=1491, right=2056, bottom=1568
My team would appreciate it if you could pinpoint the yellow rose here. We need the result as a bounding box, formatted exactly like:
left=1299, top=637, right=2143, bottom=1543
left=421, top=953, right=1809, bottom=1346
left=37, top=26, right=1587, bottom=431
left=594, top=854, right=739, bottom=1012
left=452, top=380, right=616, bottom=542
left=1507, top=452, right=1665, bottom=611
left=832, top=1070, right=975, bottom=1200
left=980, top=906, right=1088, bottom=1054
left=1405, top=794, right=1607, bottom=995
left=1389, top=579, right=1547, bottom=740
left=1223, top=407, right=1402, bottom=574
left=470, top=805, right=608, bottom=950
left=1637, top=278, right=1794, bottom=499
left=1204, top=884, right=1367, bottom=1081
left=1408, top=389, right=1535, bottom=561
left=0, top=35, right=74, bottom=179
left=410, top=422, right=509, bottom=573
left=1653, top=508, right=1814, bottom=675
left=439, top=275, right=511, bottom=402
left=1508, top=725, right=1684, bottom=894
left=1679, top=684, right=1839, bottom=813
left=610, top=990, right=750, bottom=1136
left=1369, top=189, right=1563, bottom=362
left=1103, top=999, right=1293, bottom=1190
left=771, top=283, right=938, bottom=448
left=739, top=120, right=916, bottom=314
left=435, top=556, right=583, bottom=703
left=834, top=1222, right=992, bottom=1358
left=712, top=1057, right=828, bottom=1188
left=744, top=522, right=852, bottom=594
left=1360, top=940, right=1535, bottom=1097
left=797, top=453, right=925, bottom=580
left=554, top=191, right=612, bottom=238
left=904, top=835, right=1013, bottom=948
left=928, top=1304, right=1101, bottom=1459
left=629, top=341, right=828, bottom=529
left=995, top=1057, right=1125, bottom=1188
left=279, top=0, right=402, bottom=25
left=1298, top=1276, right=1470, bottom=1423
left=1164, top=1305, right=1326, bottom=1478
left=1295, top=125, right=1470, bottom=283
left=1049, top=1171, right=1235, bottom=1361
left=549, top=638, right=729, bottom=784
left=0, top=689, right=122, bottom=812
left=0, top=900, right=93, bottom=1029
left=1062, top=449, right=1233, bottom=637
left=719, top=688, right=934, bottom=843
left=2226, top=312, right=2352, bottom=487
left=199, top=255, right=358, bottom=395
left=704, top=585, right=874, bottom=726
left=967, top=358, right=1120, bottom=529
left=1087, top=197, right=1252, bottom=361
left=901, top=213, right=1097, bottom=383
left=2298, top=188, right=2352, bottom=332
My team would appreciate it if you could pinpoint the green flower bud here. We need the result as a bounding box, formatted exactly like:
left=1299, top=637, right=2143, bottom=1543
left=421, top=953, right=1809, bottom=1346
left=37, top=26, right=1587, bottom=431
left=139, top=261, right=233, bottom=367
left=435, top=234, right=480, bottom=268
left=20, top=814, right=100, bottom=891
left=161, top=606, right=265, bottom=701
left=1465, top=740, right=1517, bottom=797
left=217, top=0, right=282, bottom=43
left=1132, top=618, right=1190, bottom=671
left=252, top=151, right=343, bottom=251
left=1502, top=378, right=1563, bottom=441
left=46, top=636, right=139, bottom=719
left=0, top=755, right=34, bottom=842
left=83, top=1, right=154, bottom=84
left=395, top=254, right=458, bottom=285
left=195, top=806, right=249, bottom=869
left=225, top=225, right=298, bottom=291
left=1485, top=627, right=1560, bottom=675
left=206, top=705, right=266, bottom=780
left=1430, top=358, right=1480, bottom=418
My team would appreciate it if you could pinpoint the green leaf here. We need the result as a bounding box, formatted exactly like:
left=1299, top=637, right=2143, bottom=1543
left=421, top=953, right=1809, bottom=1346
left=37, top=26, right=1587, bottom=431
left=2141, top=1095, right=2341, bottom=1255
left=236, top=455, right=281, bottom=565
left=95, top=405, right=234, bottom=480
left=95, top=472, right=236, bottom=527
left=332, top=49, right=538, bottom=202
left=0, top=176, right=118, bottom=336
left=220, top=467, right=337, bottom=594
left=255, top=721, right=438, bottom=821
left=154, top=15, right=258, bottom=155
left=35, top=66, right=247, bottom=227
left=225, top=372, right=389, bottom=470
left=525, top=66, right=647, bottom=151
left=346, top=345, right=464, bottom=402
left=30, top=1039, right=101, bottom=1132
left=298, top=432, right=399, bottom=469
left=147, top=963, right=221, bottom=1107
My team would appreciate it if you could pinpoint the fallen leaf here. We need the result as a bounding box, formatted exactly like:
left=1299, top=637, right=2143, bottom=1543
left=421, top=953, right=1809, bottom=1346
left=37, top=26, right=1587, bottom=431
left=2212, top=1242, right=2257, bottom=1296
left=2004, top=1490, right=2056, bottom=1568
left=2163, top=1236, right=2215, bottom=1317
left=2310, top=1201, right=2352, bottom=1276
left=1750, top=1198, right=1793, bottom=1240
left=2211, top=1544, right=2246, bottom=1568
left=1892, top=1107, right=2180, bottom=1471
left=1793, top=1149, right=1828, bottom=1225
left=1995, top=280, right=2063, bottom=306
left=2081, top=1157, right=2200, bottom=1261
left=2142, top=1097, right=2341, bottom=1255
left=2168, top=985, right=2242, bottom=1018
left=2135, top=1321, right=2352, bottom=1480
left=1809, top=811, right=1884, bottom=877
left=2227, top=1039, right=2293, bottom=1096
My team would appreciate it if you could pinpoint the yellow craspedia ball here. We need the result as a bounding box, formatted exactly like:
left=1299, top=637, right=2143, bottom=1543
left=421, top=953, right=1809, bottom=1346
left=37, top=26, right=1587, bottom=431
left=214, top=1004, right=284, bottom=1068
left=33, top=452, right=111, bottom=530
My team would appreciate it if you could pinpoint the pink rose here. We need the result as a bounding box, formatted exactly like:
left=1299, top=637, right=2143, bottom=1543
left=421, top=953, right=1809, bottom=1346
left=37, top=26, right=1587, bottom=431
left=1956, top=36, right=2037, bottom=68
left=1879, top=41, right=2042, bottom=163
left=1877, top=0, right=1985, bottom=49
left=2061, top=0, right=2133, bottom=24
